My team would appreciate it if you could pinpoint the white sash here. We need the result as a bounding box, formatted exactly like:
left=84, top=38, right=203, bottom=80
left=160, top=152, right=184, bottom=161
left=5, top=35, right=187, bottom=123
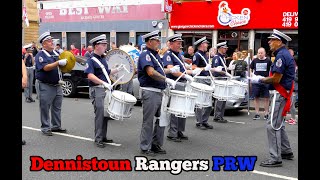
left=91, top=57, right=111, bottom=84
left=149, top=53, right=166, bottom=76
left=171, top=52, right=187, bottom=72
left=196, top=52, right=214, bottom=83
left=42, top=50, right=63, bottom=83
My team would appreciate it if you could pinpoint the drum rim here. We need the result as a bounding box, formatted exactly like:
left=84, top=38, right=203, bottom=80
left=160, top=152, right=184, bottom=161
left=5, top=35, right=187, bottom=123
left=230, top=80, right=247, bottom=86
left=190, top=82, right=214, bottom=91
left=170, top=90, right=198, bottom=97
left=105, top=49, right=136, bottom=85
left=111, top=90, right=137, bottom=103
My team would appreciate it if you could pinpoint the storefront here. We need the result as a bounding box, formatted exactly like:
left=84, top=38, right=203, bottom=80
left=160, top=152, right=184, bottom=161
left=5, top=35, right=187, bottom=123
left=38, top=0, right=168, bottom=50
left=168, top=0, right=298, bottom=57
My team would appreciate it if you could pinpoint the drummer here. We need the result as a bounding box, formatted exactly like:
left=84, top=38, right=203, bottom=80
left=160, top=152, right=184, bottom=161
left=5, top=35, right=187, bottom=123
left=212, top=41, right=229, bottom=123
left=192, top=37, right=214, bottom=130
left=138, top=30, right=177, bottom=156
left=162, top=34, right=196, bottom=142
left=85, top=34, right=126, bottom=148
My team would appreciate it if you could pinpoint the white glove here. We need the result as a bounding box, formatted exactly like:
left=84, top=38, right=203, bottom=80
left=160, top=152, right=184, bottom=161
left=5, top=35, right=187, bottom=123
left=192, top=68, right=202, bottom=76
left=204, top=64, right=211, bottom=71
left=184, top=74, right=194, bottom=82
left=115, top=64, right=125, bottom=72
left=102, top=82, right=112, bottom=91
left=213, top=66, right=223, bottom=72
left=248, top=75, right=264, bottom=84
left=169, top=65, right=180, bottom=73
left=184, top=63, right=192, bottom=70
left=58, top=59, right=67, bottom=66
left=165, top=78, right=176, bottom=89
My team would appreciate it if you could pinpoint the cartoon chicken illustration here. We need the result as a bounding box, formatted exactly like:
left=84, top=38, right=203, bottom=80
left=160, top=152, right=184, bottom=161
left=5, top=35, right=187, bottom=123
left=217, top=1, right=232, bottom=25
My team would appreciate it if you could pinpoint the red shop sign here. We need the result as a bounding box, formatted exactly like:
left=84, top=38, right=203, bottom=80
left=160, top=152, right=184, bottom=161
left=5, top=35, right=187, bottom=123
left=170, top=0, right=298, bottom=30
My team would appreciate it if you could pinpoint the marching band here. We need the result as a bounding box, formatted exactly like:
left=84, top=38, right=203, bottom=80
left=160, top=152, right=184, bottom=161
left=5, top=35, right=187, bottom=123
left=23, top=29, right=296, bottom=168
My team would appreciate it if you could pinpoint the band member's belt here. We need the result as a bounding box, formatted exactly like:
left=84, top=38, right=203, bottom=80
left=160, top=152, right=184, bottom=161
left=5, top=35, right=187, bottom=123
left=140, top=87, right=163, bottom=93
left=38, top=80, right=60, bottom=87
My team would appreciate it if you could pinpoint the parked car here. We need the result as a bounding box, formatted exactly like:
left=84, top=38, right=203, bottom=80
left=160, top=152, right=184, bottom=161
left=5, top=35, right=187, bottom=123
left=132, top=77, right=248, bottom=114
left=61, top=62, right=89, bottom=97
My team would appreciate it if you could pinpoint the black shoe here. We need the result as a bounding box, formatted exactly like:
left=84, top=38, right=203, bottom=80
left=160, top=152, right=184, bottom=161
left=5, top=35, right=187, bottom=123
left=253, top=114, right=261, bottom=120
left=29, top=97, right=35, bottom=102
left=51, top=128, right=67, bottom=133
left=151, top=144, right=167, bottom=154
left=140, top=149, right=156, bottom=156
left=25, top=98, right=31, bottom=103
left=42, top=131, right=53, bottom=136
left=102, top=138, right=114, bottom=143
left=22, top=140, right=26, bottom=145
left=196, top=123, right=201, bottom=127
left=213, top=118, right=228, bottom=123
left=196, top=124, right=208, bottom=130
left=281, top=152, right=294, bottom=160
left=178, top=131, right=188, bottom=140
left=167, top=136, right=182, bottom=142
left=202, top=123, right=213, bottom=129
left=95, top=141, right=106, bottom=148
left=260, top=159, right=282, bottom=167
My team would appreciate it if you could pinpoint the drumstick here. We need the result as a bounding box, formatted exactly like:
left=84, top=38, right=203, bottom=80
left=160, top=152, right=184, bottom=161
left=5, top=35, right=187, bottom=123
left=122, top=65, right=130, bottom=73
left=111, top=74, right=125, bottom=88
left=175, top=71, right=186, bottom=83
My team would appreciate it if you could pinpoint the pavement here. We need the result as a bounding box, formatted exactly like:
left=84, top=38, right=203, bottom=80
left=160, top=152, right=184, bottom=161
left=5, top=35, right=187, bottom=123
left=22, top=93, right=298, bottom=180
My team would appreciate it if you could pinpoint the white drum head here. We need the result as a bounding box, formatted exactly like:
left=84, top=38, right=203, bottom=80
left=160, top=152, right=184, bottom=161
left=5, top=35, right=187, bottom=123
left=230, top=80, right=247, bottom=86
left=190, top=82, right=214, bottom=92
left=112, top=90, right=137, bottom=103
left=214, top=80, right=234, bottom=86
left=106, top=49, right=135, bottom=84
left=170, top=90, right=197, bottom=97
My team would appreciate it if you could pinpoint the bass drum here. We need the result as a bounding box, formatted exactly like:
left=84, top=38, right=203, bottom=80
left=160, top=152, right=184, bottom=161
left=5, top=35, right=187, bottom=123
left=105, top=48, right=136, bottom=85
left=119, top=45, right=140, bottom=69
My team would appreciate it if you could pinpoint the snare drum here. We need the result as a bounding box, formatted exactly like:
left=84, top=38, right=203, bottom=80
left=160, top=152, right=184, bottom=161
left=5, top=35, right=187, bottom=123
left=106, top=90, right=137, bottom=120
left=167, top=90, right=198, bottom=118
left=212, top=80, right=234, bottom=101
left=189, top=82, right=214, bottom=108
left=230, top=80, right=247, bottom=99
left=194, top=76, right=215, bottom=89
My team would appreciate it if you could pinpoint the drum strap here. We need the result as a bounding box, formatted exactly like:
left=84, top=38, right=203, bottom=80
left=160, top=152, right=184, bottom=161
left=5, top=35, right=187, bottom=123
left=218, top=56, right=228, bottom=72
left=149, top=53, right=166, bottom=76
left=195, top=52, right=214, bottom=83
left=91, top=57, right=112, bottom=84
left=171, top=52, right=187, bottom=72
left=42, top=50, right=63, bottom=83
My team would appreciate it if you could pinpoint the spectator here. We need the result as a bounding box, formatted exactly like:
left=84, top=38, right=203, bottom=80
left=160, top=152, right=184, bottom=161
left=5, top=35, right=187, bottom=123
left=285, top=49, right=298, bottom=125
left=111, top=42, right=117, bottom=50
left=84, top=45, right=93, bottom=60
left=32, top=41, right=39, bottom=56
left=250, top=47, right=272, bottom=120
left=70, top=44, right=80, bottom=55
left=184, top=46, right=195, bottom=59
left=55, top=43, right=63, bottom=54
left=81, top=44, right=86, bottom=56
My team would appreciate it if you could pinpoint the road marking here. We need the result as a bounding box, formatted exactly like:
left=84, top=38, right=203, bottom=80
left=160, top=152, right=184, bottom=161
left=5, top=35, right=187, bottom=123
left=252, top=170, right=298, bottom=180
left=227, top=120, right=246, bottom=124
left=22, top=126, right=122, bottom=146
